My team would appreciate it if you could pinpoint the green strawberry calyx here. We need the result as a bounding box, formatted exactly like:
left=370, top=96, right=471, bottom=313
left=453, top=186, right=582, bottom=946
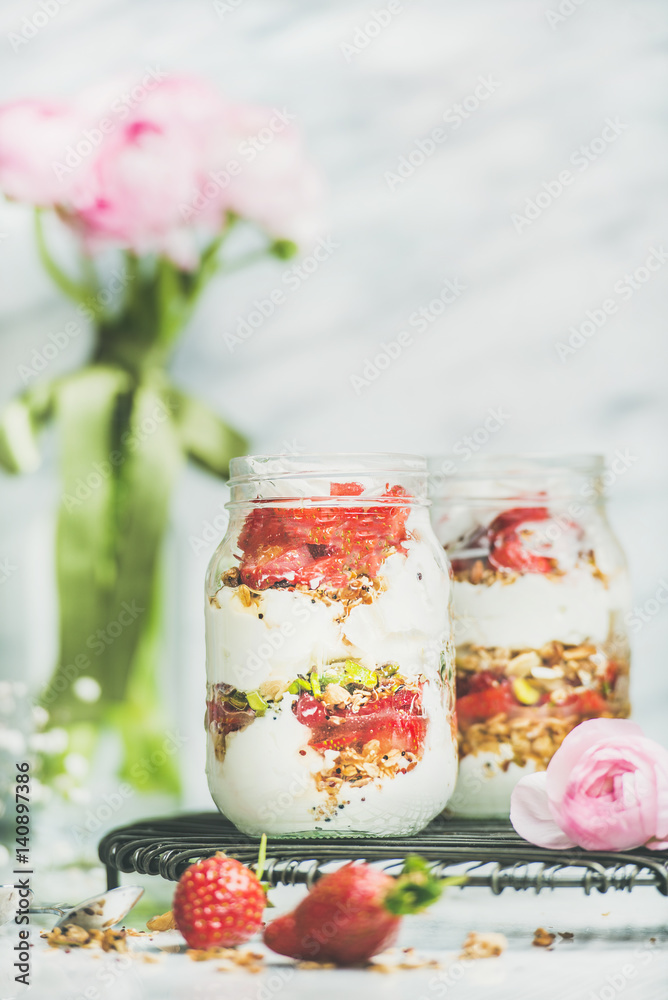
left=383, top=856, right=466, bottom=916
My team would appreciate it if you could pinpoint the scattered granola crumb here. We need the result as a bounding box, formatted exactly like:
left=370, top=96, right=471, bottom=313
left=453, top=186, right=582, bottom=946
left=460, top=932, right=507, bottom=960
left=533, top=927, right=556, bottom=948
left=296, top=960, right=338, bottom=970
left=368, top=954, right=441, bottom=972
left=558, top=931, right=574, bottom=942
left=187, top=946, right=263, bottom=972
left=146, top=910, right=177, bottom=932
left=41, top=926, right=127, bottom=953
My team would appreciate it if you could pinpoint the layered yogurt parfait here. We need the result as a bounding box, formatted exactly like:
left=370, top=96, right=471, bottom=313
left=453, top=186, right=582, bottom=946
left=430, top=456, right=631, bottom=818
left=205, top=454, right=458, bottom=837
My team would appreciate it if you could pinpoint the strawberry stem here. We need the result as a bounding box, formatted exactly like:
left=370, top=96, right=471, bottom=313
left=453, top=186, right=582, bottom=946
left=256, top=832, right=267, bottom=883
left=383, top=856, right=466, bottom=916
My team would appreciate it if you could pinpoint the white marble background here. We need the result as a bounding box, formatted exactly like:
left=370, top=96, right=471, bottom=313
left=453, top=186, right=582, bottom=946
left=1, top=0, right=667, bottom=818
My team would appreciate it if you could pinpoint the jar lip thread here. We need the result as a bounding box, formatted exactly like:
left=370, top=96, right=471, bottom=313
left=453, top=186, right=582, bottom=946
left=227, top=453, right=430, bottom=507
left=427, top=452, right=604, bottom=479
left=229, top=452, right=427, bottom=484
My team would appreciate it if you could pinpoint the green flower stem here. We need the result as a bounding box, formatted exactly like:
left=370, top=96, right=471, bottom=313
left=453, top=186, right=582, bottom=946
left=26, top=213, right=273, bottom=791
left=34, top=209, right=92, bottom=305
left=46, top=366, right=132, bottom=722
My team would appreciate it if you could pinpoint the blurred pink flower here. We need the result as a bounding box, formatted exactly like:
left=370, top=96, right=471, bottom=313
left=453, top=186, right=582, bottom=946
left=0, top=76, right=321, bottom=269
left=212, top=103, right=323, bottom=246
left=510, top=719, right=668, bottom=851
left=0, top=100, right=83, bottom=204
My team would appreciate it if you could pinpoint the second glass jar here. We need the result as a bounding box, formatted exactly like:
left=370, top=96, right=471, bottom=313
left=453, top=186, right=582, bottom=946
left=206, top=453, right=458, bottom=838
left=429, top=454, right=631, bottom=818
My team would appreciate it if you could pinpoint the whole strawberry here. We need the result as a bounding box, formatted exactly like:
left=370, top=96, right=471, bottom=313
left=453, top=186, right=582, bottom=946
left=264, top=857, right=457, bottom=966
left=173, top=852, right=265, bottom=949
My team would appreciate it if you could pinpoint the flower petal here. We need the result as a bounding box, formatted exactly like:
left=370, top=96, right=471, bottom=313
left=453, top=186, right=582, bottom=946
left=510, top=772, right=576, bottom=849
left=545, top=719, right=645, bottom=803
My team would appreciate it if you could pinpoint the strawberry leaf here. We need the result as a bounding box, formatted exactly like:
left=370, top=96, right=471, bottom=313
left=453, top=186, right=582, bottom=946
left=383, top=856, right=466, bottom=915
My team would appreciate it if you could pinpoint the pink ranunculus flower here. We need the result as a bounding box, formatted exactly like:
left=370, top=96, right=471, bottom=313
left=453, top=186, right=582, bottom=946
left=0, top=100, right=84, bottom=204
left=0, top=76, right=321, bottom=269
left=210, top=103, right=324, bottom=246
left=69, top=76, right=234, bottom=268
left=510, top=719, right=668, bottom=852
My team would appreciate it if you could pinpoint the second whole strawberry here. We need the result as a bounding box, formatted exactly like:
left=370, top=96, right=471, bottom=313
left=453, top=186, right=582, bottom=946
left=264, top=857, right=462, bottom=966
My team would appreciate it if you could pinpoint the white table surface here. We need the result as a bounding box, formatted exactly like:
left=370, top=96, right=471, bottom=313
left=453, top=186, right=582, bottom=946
left=1, top=880, right=666, bottom=1000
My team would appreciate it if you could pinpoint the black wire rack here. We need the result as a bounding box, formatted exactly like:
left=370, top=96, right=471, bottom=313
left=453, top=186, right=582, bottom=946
left=98, top=812, right=668, bottom=895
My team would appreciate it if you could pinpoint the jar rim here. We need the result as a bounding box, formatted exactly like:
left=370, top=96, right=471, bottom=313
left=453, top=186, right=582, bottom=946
left=427, top=453, right=604, bottom=479
left=227, top=453, right=429, bottom=507
left=229, top=452, right=427, bottom=483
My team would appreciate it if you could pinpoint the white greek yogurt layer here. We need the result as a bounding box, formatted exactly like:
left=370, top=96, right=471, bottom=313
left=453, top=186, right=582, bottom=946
left=205, top=523, right=457, bottom=835
left=206, top=538, right=451, bottom=692
left=447, top=748, right=538, bottom=819
left=207, top=680, right=458, bottom=837
left=206, top=586, right=350, bottom=691
left=453, top=570, right=615, bottom=649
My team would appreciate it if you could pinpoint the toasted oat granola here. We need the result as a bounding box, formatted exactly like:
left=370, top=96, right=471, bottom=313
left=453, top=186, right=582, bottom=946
left=459, top=932, right=507, bottom=960
left=146, top=910, right=177, bottom=932
left=186, top=946, right=264, bottom=972
left=532, top=927, right=556, bottom=948
left=42, top=925, right=127, bottom=952
left=314, top=738, right=418, bottom=816
left=455, top=639, right=630, bottom=768
left=458, top=713, right=574, bottom=770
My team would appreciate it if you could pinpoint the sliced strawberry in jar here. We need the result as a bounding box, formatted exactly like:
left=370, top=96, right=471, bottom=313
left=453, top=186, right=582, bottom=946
left=293, top=693, right=328, bottom=728
left=487, top=507, right=550, bottom=534
left=554, top=689, right=609, bottom=717
left=488, top=507, right=552, bottom=574
left=456, top=680, right=516, bottom=725
left=489, top=532, right=554, bottom=574
left=330, top=482, right=365, bottom=497
left=487, top=505, right=585, bottom=575
left=237, top=485, right=410, bottom=591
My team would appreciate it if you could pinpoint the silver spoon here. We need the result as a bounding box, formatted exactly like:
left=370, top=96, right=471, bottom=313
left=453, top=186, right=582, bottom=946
left=0, top=884, right=143, bottom=930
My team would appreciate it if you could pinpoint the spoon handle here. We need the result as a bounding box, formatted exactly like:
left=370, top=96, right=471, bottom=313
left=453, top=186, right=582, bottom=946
left=29, top=905, right=69, bottom=917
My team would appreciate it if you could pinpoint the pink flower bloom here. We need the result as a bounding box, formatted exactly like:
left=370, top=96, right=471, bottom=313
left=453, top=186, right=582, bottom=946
left=510, top=719, right=668, bottom=852
left=0, top=100, right=84, bottom=204
left=0, top=77, right=321, bottom=268
left=209, top=104, right=323, bottom=246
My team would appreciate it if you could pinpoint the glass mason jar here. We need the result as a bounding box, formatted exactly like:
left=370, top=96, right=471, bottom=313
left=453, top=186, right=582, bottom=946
left=429, top=454, right=631, bottom=819
left=205, top=453, right=458, bottom=838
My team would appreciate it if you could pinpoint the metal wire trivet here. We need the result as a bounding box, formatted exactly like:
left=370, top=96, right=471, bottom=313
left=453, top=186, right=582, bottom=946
left=98, top=812, right=668, bottom=895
